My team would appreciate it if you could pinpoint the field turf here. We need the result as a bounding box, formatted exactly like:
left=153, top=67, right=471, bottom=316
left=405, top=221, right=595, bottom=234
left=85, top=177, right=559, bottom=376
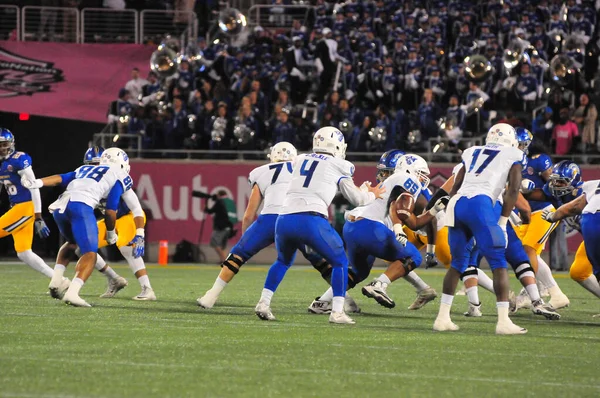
left=1, top=263, right=599, bottom=398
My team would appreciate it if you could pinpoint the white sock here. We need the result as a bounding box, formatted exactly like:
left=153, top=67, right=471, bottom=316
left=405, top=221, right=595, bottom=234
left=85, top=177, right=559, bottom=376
left=94, top=254, right=106, bottom=271
left=17, top=250, right=53, bottom=278
left=51, top=264, right=67, bottom=287
left=376, top=274, right=392, bottom=285
left=96, top=254, right=118, bottom=280
left=524, top=283, right=541, bottom=302
left=209, top=276, right=227, bottom=294
left=403, top=272, right=429, bottom=292
left=67, top=277, right=84, bottom=296
left=138, top=275, right=151, bottom=289
left=437, top=293, right=454, bottom=319
left=120, top=245, right=148, bottom=283
left=320, top=287, right=334, bottom=302
left=260, top=288, right=274, bottom=306
left=496, top=301, right=510, bottom=323
left=536, top=255, right=558, bottom=289
left=466, top=286, right=480, bottom=305
left=332, top=296, right=344, bottom=313
left=476, top=269, right=495, bottom=292
left=579, top=276, right=600, bottom=299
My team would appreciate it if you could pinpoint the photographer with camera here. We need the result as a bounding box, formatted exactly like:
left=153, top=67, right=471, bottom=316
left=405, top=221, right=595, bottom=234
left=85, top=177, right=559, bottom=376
left=205, top=190, right=238, bottom=263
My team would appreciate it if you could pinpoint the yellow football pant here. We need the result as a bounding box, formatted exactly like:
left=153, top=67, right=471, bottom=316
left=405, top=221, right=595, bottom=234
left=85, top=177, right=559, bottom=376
left=97, top=212, right=146, bottom=249
left=0, top=201, right=35, bottom=253
left=569, top=242, right=594, bottom=282
left=403, top=225, right=452, bottom=268
left=517, top=209, right=558, bottom=255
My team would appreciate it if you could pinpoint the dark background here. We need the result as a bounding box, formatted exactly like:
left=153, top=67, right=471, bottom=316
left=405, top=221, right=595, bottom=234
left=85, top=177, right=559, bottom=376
left=0, top=111, right=102, bottom=257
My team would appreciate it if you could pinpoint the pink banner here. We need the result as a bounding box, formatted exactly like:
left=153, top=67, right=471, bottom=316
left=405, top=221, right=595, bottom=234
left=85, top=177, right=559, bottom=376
left=0, top=41, right=154, bottom=122
left=130, top=160, right=600, bottom=252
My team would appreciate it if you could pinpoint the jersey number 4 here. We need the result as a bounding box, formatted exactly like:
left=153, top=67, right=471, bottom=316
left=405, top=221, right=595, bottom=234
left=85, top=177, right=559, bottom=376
left=299, top=160, right=318, bottom=188
left=468, top=149, right=499, bottom=175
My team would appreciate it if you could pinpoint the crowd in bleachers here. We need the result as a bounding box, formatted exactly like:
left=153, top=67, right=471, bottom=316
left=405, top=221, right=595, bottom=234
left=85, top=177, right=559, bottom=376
left=107, top=0, right=600, bottom=157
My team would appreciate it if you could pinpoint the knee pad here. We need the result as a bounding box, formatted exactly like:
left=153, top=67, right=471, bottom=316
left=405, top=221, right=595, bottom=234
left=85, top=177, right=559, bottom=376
left=222, top=253, right=245, bottom=274
left=317, top=262, right=333, bottom=283
left=402, top=259, right=417, bottom=275
left=460, top=266, right=478, bottom=282
left=513, top=263, right=535, bottom=281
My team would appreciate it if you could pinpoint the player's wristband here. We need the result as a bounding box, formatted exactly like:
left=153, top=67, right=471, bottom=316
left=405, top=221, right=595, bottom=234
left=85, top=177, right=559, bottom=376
left=427, top=244, right=435, bottom=254
left=136, top=228, right=145, bottom=238
left=498, top=216, right=508, bottom=227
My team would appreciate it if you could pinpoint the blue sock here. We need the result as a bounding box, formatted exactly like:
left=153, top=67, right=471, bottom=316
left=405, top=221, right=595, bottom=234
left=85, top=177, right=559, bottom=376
left=331, top=266, right=346, bottom=297
left=264, top=261, right=289, bottom=292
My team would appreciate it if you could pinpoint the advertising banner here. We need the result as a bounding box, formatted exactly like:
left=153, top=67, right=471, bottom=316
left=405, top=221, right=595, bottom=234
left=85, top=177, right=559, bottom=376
left=130, top=160, right=600, bottom=252
left=0, top=41, right=154, bottom=122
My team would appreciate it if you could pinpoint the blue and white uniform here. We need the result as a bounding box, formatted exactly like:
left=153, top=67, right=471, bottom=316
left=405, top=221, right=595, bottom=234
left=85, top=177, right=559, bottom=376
left=580, top=180, right=600, bottom=276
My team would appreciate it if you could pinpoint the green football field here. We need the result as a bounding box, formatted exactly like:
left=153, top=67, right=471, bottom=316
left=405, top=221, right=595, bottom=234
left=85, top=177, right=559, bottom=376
left=1, top=263, right=599, bottom=398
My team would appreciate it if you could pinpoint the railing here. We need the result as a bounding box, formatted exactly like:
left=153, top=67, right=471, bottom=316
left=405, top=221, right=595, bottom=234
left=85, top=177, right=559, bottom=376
left=140, top=10, right=198, bottom=46
left=247, top=5, right=315, bottom=30
left=22, top=6, right=79, bottom=43
left=95, top=133, right=143, bottom=159
left=0, top=5, right=19, bottom=41
left=81, top=8, right=138, bottom=44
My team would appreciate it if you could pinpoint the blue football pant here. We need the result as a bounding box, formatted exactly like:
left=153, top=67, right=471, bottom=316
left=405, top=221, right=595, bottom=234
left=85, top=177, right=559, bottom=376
left=581, top=213, right=600, bottom=276
left=53, top=201, right=99, bottom=255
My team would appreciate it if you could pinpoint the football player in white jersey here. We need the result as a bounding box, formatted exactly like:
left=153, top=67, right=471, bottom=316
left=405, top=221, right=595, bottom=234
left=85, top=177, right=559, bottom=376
left=197, top=142, right=356, bottom=310
left=433, top=123, right=528, bottom=334
left=22, top=148, right=146, bottom=307
left=254, top=127, right=385, bottom=324
left=542, top=178, right=600, bottom=313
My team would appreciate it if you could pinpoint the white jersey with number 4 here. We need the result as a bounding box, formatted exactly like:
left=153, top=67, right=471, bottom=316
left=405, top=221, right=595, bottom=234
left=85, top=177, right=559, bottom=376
left=581, top=180, right=600, bottom=214
left=281, top=153, right=355, bottom=216
left=248, top=161, right=294, bottom=215
left=58, top=164, right=132, bottom=210
left=457, top=145, right=526, bottom=203
left=351, top=170, right=422, bottom=224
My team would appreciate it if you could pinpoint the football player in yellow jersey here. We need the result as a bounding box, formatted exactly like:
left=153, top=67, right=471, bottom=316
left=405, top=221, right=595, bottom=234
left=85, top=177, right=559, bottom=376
left=0, top=128, right=64, bottom=288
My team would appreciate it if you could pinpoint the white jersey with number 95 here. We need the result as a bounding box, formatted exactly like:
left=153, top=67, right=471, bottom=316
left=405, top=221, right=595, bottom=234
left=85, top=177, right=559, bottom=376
left=457, top=144, right=526, bottom=203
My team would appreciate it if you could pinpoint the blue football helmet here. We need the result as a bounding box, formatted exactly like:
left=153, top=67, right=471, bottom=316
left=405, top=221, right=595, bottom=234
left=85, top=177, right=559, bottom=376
left=0, top=128, right=15, bottom=160
left=548, top=160, right=583, bottom=197
left=84, top=146, right=105, bottom=165
left=515, top=127, right=533, bottom=153
left=376, top=149, right=405, bottom=182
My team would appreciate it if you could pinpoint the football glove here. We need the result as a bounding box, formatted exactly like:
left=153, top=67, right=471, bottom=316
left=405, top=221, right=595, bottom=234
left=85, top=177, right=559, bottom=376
left=106, top=229, right=118, bottom=245
left=34, top=219, right=50, bottom=239
left=429, top=196, right=450, bottom=216
left=541, top=209, right=555, bottom=222
left=128, top=235, right=145, bottom=258
left=393, top=224, right=408, bottom=246
left=424, top=252, right=438, bottom=269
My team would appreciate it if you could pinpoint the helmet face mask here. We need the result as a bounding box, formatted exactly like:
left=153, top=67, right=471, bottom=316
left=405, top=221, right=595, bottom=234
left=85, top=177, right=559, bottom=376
left=516, top=127, right=533, bottom=154
left=0, top=129, right=15, bottom=160
left=394, top=154, right=431, bottom=189
left=376, top=149, right=405, bottom=182
left=548, top=160, right=582, bottom=197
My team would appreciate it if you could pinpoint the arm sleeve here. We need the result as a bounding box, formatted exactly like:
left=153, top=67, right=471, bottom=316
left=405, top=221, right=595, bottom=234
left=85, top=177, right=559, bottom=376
left=338, top=178, right=376, bottom=206
left=106, top=183, right=125, bottom=211
left=18, top=167, right=42, bottom=214
left=121, top=189, right=144, bottom=218
left=60, top=171, right=77, bottom=186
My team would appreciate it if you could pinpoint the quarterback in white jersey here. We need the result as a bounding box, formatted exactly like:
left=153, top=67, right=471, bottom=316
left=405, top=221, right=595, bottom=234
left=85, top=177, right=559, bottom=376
left=255, top=127, right=385, bottom=325
left=22, top=148, right=146, bottom=307
left=433, top=123, right=529, bottom=335
left=197, top=142, right=347, bottom=310
left=544, top=179, right=600, bottom=286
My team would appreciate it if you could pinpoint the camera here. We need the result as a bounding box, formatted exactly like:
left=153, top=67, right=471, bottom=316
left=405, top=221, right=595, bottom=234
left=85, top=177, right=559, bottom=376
left=192, top=191, right=217, bottom=200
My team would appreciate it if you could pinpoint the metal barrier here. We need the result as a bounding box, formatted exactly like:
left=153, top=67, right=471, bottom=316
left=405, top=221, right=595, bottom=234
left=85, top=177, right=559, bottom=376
left=81, top=8, right=138, bottom=44
left=95, top=133, right=143, bottom=159
left=140, top=10, right=197, bottom=46
left=247, top=5, right=315, bottom=30
left=0, top=5, right=19, bottom=41
left=22, top=6, right=79, bottom=43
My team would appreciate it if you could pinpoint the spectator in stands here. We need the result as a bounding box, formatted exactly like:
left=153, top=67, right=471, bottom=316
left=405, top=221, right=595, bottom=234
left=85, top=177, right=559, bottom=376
left=125, top=67, right=148, bottom=105
left=284, top=36, right=312, bottom=104
left=552, top=108, right=579, bottom=155
left=164, top=96, right=189, bottom=151
left=108, top=88, right=132, bottom=123
left=38, top=0, right=60, bottom=42
left=514, top=63, right=539, bottom=111
left=316, top=28, right=343, bottom=101
left=142, top=71, right=161, bottom=100
left=418, top=89, right=442, bottom=140
left=349, top=116, right=373, bottom=152
left=445, top=95, right=465, bottom=143
left=273, top=108, right=295, bottom=144
left=532, top=107, right=555, bottom=144
left=572, top=93, right=598, bottom=150
left=275, top=89, right=291, bottom=111
left=171, top=59, right=195, bottom=100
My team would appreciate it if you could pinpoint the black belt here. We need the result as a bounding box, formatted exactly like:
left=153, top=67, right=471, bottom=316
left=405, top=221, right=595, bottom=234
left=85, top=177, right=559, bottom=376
left=287, top=211, right=327, bottom=219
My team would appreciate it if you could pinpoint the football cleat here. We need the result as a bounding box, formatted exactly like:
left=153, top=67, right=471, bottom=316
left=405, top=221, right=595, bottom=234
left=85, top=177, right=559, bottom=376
left=197, top=292, right=218, bottom=309
left=508, top=290, right=516, bottom=313
left=329, top=311, right=355, bottom=324
left=255, top=300, right=275, bottom=321
left=531, top=299, right=561, bottom=320
left=133, top=286, right=156, bottom=301
left=49, top=278, right=71, bottom=300
left=455, top=285, right=467, bottom=296
left=308, top=297, right=332, bottom=314
left=433, top=318, right=459, bottom=331
left=496, top=321, right=527, bottom=335
left=62, top=293, right=92, bottom=308
left=548, top=293, right=570, bottom=309
left=464, top=302, right=482, bottom=317
left=100, top=276, right=128, bottom=298
left=408, top=287, right=437, bottom=310
left=361, top=280, right=395, bottom=308
left=344, top=295, right=361, bottom=313
left=512, top=288, right=532, bottom=313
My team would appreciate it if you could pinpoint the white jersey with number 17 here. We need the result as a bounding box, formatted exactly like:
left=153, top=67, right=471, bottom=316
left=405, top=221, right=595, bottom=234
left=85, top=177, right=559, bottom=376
left=281, top=153, right=355, bottom=216
left=248, top=161, right=294, bottom=215
left=457, top=144, right=526, bottom=203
